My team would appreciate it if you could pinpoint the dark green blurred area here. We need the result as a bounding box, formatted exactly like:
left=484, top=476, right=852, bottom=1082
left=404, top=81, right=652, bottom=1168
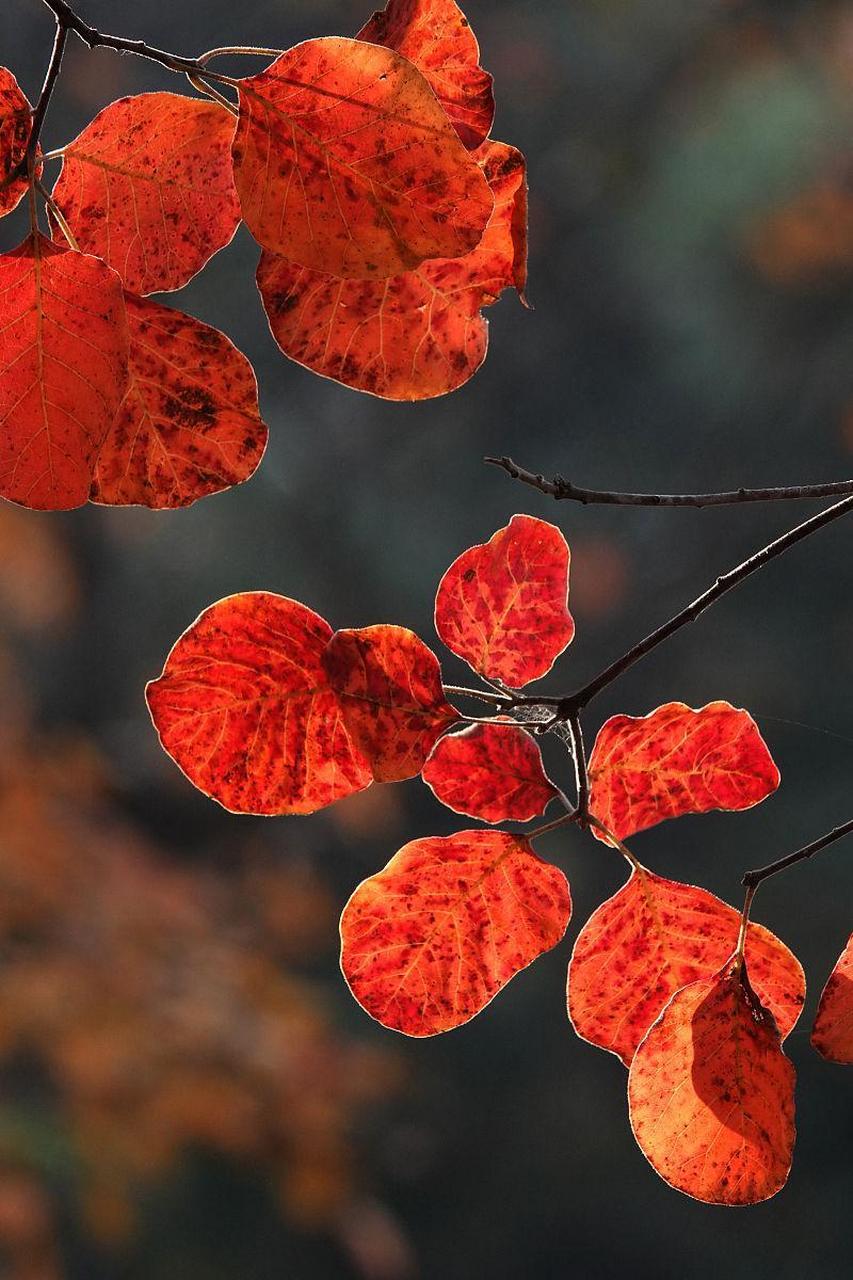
left=1, top=0, right=852, bottom=1276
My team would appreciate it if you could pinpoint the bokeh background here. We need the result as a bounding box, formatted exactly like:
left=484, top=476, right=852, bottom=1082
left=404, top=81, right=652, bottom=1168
left=1, top=0, right=852, bottom=1276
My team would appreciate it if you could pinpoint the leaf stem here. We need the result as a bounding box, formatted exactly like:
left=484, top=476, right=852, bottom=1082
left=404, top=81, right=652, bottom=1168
left=527, top=810, right=578, bottom=842
left=565, top=709, right=589, bottom=824
left=443, top=685, right=510, bottom=707
left=584, top=814, right=641, bottom=871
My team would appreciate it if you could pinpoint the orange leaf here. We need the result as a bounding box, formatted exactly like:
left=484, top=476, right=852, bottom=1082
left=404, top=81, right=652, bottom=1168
left=322, top=624, right=460, bottom=783
left=232, top=37, right=493, bottom=279
left=357, top=0, right=495, bottom=148
left=628, top=960, right=796, bottom=1204
left=256, top=140, right=527, bottom=400
left=0, top=234, right=129, bottom=510
left=434, top=514, right=574, bottom=686
left=588, top=701, right=780, bottom=844
left=51, top=93, right=241, bottom=295
left=146, top=592, right=372, bottom=815
left=811, top=932, right=853, bottom=1064
left=91, top=293, right=267, bottom=509
left=422, top=721, right=557, bottom=822
left=0, top=68, right=32, bottom=217
left=340, top=830, right=570, bottom=1035
left=568, top=866, right=805, bottom=1066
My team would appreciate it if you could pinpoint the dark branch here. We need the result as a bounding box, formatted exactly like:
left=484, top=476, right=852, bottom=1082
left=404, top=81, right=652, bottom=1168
left=742, top=818, right=853, bottom=890
left=2, top=15, right=68, bottom=191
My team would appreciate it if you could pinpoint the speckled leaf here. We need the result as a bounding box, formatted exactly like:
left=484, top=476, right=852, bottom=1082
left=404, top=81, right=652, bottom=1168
left=322, top=624, right=460, bottom=782
left=0, top=234, right=129, bottom=510
left=0, top=67, right=32, bottom=217
left=422, top=720, right=557, bottom=822
left=51, top=93, right=241, bottom=295
left=628, top=960, right=796, bottom=1204
left=588, top=702, right=780, bottom=844
left=256, top=141, right=527, bottom=400
left=340, top=830, right=571, bottom=1035
left=357, top=0, right=495, bottom=148
left=568, top=866, right=805, bottom=1066
left=91, top=293, right=267, bottom=509
left=146, top=592, right=372, bottom=815
left=232, top=37, right=493, bottom=279
left=812, top=932, right=853, bottom=1064
left=434, top=514, right=574, bottom=686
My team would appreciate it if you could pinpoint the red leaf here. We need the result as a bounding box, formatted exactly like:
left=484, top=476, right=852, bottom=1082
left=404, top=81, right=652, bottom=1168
left=51, top=93, right=241, bottom=295
left=434, top=514, right=574, bottom=686
left=357, top=0, right=495, bottom=149
left=422, top=721, right=557, bottom=822
left=0, top=68, right=32, bottom=217
left=811, top=932, right=853, bottom=1064
left=568, top=866, right=805, bottom=1066
left=146, top=592, right=372, bottom=815
left=0, top=234, right=129, bottom=510
left=588, top=701, right=780, bottom=844
left=322, top=624, right=460, bottom=783
left=628, top=960, right=796, bottom=1204
left=256, top=140, right=527, bottom=400
left=340, top=830, right=570, bottom=1035
left=232, top=37, right=493, bottom=279
left=91, top=294, right=267, bottom=509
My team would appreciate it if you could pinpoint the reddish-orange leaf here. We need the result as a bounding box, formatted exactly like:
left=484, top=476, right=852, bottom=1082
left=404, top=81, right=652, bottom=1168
left=52, top=93, right=241, bottom=295
left=232, top=37, right=493, bottom=279
left=322, top=624, right=460, bottom=783
left=0, top=68, right=32, bottom=217
left=588, top=701, right=780, bottom=844
left=434, top=514, right=574, bottom=686
left=146, top=592, right=372, bottom=815
left=357, top=0, right=495, bottom=149
left=568, top=866, right=805, bottom=1066
left=91, top=293, right=267, bottom=509
left=340, top=830, right=570, bottom=1035
left=0, top=234, right=129, bottom=510
left=256, top=140, right=527, bottom=400
left=812, top=932, right=853, bottom=1064
left=422, top=721, right=557, bottom=822
left=628, top=960, right=796, bottom=1204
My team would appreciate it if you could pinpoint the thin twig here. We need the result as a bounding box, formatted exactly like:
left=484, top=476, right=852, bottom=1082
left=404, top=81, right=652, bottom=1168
left=527, top=810, right=578, bottom=841
left=741, top=818, right=853, bottom=891
left=1, top=15, right=69, bottom=192
left=565, top=710, right=589, bottom=823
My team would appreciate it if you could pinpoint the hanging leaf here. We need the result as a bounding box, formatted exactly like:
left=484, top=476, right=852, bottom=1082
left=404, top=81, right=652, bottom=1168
left=811, top=932, right=853, bottom=1064
left=0, top=67, right=33, bottom=217
left=422, top=720, right=557, bottom=822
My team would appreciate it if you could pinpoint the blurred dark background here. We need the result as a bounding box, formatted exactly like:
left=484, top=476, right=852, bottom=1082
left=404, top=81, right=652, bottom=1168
left=1, top=0, right=852, bottom=1276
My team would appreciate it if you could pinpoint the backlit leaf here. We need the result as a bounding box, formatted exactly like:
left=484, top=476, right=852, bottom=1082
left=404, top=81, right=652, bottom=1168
left=434, top=514, right=574, bottom=686
left=91, top=293, right=267, bottom=509
left=422, top=721, right=557, bottom=822
left=588, top=701, right=780, bottom=844
left=568, top=866, right=805, bottom=1066
left=146, top=592, right=372, bottom=815
left=256, top=140, right=527, bottom=400
left=628, top=960, right=796, bottom=1204
left=232, top=37, right=493, bottom=279
left=0, top=234, right=129, bottom=510
left=811, top=932, right=853, bottom=1064
left=52, top=93, right=241, bottom=295
left=340, top=830, right=570, bottom=1035
left=322, top=624, right=460, bottom=783
left=0, top=67, right=32, bottom=217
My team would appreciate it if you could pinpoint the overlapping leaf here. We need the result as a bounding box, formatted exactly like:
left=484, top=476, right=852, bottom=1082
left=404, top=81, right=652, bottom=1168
left=588, top=701, right=780, bottom=844
left=422, top=721, right=557, bottom=822
left=256, top=140, right=526, bottom=399
left=232, top=37, right=493, bottom=278
left=322, top=624, right=460, bottom=782
left=628, top=960, right=796, bottom=1204
left=91, top=294, right=267, bottom=509
left=340, top=830, right=571, bottom=1035
left=568, top=866, right=805, bottom=1066
left=0, top=67, right=32, bottom=217
left=0, top=234, right=129, bottom=510
left=146, top=592, right=372, bottom=815
left=435, top=514, right=574, bottom=686
left=52, top=93, right=241, bottom=295
left=811, top=932, right=853, bottom=1064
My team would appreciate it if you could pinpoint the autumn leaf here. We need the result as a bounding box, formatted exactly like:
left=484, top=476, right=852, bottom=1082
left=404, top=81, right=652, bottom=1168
left=811, top=932, right=853, bottom=1064
left=256, top=140, right=527, bottom=400
left=232, top=37, right=493, bottom=279
left=0, top=67, right=32, bottom=217
left=422, top=721, right=557, bottom=822
left=588, top=701, right=780, bottom=844
left=91, top=293, right=267, bottom=509
left=628, top=959, right=796, bottom=1204
left=0, top=234, right=129, bottom=510
left=434, top=514, right=574, bottom=686
left=51, top=93, right=241, bottom=295
left=568, top=866, right=805, bottom=1066
left=357, top=0, right=495, bottom=149
left=340, top=830, right=570, bottom=1035
left=146, top=592, right=372, bottom=815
